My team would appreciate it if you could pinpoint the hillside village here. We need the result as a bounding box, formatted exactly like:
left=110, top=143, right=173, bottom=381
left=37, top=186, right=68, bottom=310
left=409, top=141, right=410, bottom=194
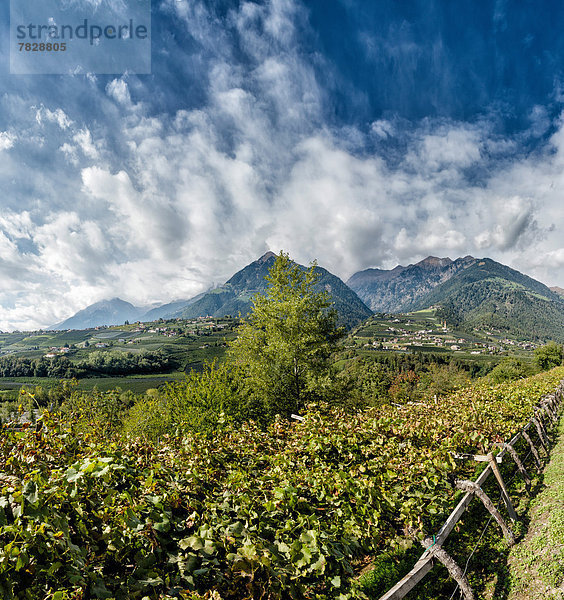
left=0, top=316, right=236, bottom=361
left=352, top=310, right=540, bottom=356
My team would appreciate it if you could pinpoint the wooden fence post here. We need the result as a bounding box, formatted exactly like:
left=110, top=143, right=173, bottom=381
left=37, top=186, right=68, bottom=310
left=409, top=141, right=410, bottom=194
left=418, top=535, right=474, bottom=600
left=521, top=429, right=543, bottom=472
left=503, top=442, right=531, bottom=492
left=533, top=416, right=549, bottom=454
left=455, top=479, right=516, bottom=545
left=537, top=410, right=552, bottom=437
left=487, top=452, right=518, bottom=521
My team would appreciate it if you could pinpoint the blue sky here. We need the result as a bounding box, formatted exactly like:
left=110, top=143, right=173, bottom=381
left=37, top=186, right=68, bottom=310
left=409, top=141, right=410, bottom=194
left=2, top=0, right=564, bottom=329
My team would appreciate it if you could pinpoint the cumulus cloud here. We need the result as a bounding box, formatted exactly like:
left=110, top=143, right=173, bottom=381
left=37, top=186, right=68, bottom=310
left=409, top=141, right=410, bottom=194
left=1, top=0, right=564, bottom=329
left=106, top=78, right=133, bottom=107
left=0, top=132, right=16, bottom=151
left=36, top=106, right=73, bottom=129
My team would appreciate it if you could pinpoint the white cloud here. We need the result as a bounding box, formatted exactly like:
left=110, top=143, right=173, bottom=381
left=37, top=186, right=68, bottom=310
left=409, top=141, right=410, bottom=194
left=0, top=132, right=16, bottom=151
left=74, top=128, right=100, bottom=160
left=36, top=106, right=73, bottom=129
left=60, top=127, right=101, bottom=164
left=106, top=78, right=132, bottom=107
left=407, top=126, right=483, bottom=171
left=371, top=120, right=394, bottom=138
left=474, top=196, right=536, bottom=251
left=3, top=0, right=564, bottom=330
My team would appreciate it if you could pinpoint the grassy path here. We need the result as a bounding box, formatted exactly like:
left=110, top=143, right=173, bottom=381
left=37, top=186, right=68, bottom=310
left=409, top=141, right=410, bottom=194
left=506, top=416, right=564, bottom=599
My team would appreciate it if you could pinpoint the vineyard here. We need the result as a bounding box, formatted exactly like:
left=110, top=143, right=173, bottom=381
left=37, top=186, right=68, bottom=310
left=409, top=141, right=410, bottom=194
left=0, top=367, right=563, bottom=599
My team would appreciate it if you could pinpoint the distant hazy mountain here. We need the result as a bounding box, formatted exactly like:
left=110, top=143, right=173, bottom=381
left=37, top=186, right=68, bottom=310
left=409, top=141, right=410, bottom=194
left=348, top=255, right=564, bottom=342
left=52, top=298, right=143, bottom=330
left=176, top=252, right=372, bottom=329
left=52, top=253, right=372, bottom=330
left=140, top=294, right=207, bottom=321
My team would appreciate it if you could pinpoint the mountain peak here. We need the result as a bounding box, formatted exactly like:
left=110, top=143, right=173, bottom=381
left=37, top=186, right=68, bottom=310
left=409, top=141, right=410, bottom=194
left=417, top=256, right=453, bottom=268
left=257, top=251, right=277, bottom=263
left=52, top=297, right=142, bottom=330
left=194, top=254, right=371, bottom=328
left=347, top=255, right=473, bottom=312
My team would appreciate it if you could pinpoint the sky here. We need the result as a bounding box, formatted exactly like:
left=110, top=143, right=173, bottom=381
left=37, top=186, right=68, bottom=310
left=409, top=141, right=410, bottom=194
left=2, top=0, right=564, bottom=330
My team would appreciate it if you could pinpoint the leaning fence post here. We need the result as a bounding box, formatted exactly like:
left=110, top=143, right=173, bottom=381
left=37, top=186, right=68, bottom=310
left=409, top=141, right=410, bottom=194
left=541, top=401, right=555, bottom=423
left=487, top=452, right=518, bottom=521
left=521, top=429, right=543, bottom=472
left=533, top=416, right=549, bottom=454
left=547, top=402, right=557, bottom=422
left=536, top=410, right=551, bottom=439
left=455, top=479, right=516, bottom=545
left=503, top=442, right=531, bottom=492
left=416, top=534, right=475, bottom=600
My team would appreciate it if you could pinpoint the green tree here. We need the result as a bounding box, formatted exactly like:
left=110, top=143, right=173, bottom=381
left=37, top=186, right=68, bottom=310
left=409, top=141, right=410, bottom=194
left=338, top=358, right=393, bottom=408
left=487, top=357, right=532, bottom=383
left=418, top=362, right=470, bottom=398
left=123, top=361, right=242, bottom=440
left=534, top=341, right=563, bottom=371
left=229, top=251, right=343, bottom=419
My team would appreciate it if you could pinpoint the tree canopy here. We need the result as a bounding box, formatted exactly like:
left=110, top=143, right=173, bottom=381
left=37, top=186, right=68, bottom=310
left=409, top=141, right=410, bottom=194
left=229, top=251, right=343, bottom=418
left=534, top=341, right=563, bottom=371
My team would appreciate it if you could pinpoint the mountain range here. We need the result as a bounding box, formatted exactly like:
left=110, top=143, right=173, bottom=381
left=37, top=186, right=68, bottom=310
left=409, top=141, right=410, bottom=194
left=52, top=252, right=372, bottom=330
left=346, top=256, right=564, bottom=342
left=346, top=256, right=475, bottom=313
left=52, top=252, right=564, bottom=343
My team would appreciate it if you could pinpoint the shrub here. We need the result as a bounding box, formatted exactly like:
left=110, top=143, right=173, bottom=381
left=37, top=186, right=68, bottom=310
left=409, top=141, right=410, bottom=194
left=123, top=361, right=243, bottom=440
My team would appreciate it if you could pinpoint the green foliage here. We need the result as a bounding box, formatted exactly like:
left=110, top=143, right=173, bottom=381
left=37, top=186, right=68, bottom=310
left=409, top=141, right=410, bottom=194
left=487, top=357, right=534, bottom=383
left=357, top=547, right=420, bottom=597
left=75, top=349, right=174, bottom=376
left=336, top=358, right=393, bottom=408
left=417, top=362, right=471, bottom=398
left=0, top=350, right=172, bottom=380
left=339, top=355, right=473, bottom=406
left=229, top=252, right=343, bottom=418
left=0, top=369, right=562, bottom=598
left=20, top=380, right=78, bottom=408
left=535, top=342, right=563, bottom=371
left=0, top=355, right=76, bottom=379
left=388, top=370, right=420, bottom=403
left=60, top=387, right=131, bottom=440
left=123, top=361, right=243, bottom=440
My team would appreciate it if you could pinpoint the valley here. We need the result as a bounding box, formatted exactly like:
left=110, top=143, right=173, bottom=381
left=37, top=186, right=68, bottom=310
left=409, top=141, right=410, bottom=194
left=1, top=250, right=562, bottom=400
left=0, top=316, right=238, bottom=399
left=0, top=306, right=547, bottom=402
left=349, top=308, right=539, bottom=359
left=1, top=251, right=564, bottom=599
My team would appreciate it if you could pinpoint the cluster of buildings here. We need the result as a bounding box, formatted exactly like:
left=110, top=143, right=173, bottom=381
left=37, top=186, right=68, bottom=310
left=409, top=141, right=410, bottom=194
left=362, top=320, right=540, bottom=355
left=43, top=346, right=71, bottom=358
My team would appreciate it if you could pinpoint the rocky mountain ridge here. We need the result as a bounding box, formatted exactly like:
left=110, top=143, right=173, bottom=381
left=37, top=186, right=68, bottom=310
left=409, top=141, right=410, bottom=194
left=346, top=255, right=476, bottom=312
